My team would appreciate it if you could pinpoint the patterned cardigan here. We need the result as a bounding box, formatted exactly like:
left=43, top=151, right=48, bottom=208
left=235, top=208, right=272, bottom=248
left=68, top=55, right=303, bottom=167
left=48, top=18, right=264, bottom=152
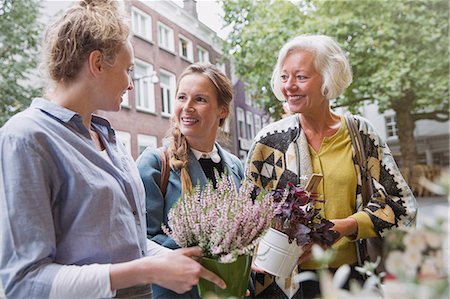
left=246, top=114, right=417, bottom=237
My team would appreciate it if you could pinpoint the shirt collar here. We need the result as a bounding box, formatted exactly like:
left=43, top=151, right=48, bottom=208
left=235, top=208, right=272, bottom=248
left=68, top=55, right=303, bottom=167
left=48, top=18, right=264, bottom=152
left=190, top=144, right=221, bottom=163
left=31, top=98, right=79, bottom=123
left=31, top=97, right=113, bottom=132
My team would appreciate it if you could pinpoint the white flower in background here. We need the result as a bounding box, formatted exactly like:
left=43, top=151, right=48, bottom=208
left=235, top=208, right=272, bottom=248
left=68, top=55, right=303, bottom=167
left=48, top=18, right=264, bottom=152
left=420, top=259, right=439, bottom=278
left=403, top=262, right=419, bottom=280
left=385, top=250, right=405, bottom=276
left=311, top=244, right=334, bottom=265
left=433, top=250, right=444, bottom=272
left=315, top=265, right=380, bottom=299
left=403, top=230, right=427, bottom=252
left=403, top=247, right=423, bottom=269
left=424, top=231, right=442, bottom=249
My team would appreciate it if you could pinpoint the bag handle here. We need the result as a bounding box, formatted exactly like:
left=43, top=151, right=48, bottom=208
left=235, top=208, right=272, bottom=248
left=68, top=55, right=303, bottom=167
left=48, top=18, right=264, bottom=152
left=345, top=115, right=373, bottom=206
left=158, top=147, right=170, bottom=196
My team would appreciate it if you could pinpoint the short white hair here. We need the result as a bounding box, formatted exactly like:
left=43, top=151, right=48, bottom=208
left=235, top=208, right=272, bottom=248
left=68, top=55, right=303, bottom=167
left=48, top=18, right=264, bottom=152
left=271, top=34, right=352, bottom=101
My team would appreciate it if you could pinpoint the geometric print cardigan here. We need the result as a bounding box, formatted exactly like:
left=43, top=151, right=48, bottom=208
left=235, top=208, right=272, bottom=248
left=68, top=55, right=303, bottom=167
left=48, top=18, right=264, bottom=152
left=246, top=114, right=418, bottom=238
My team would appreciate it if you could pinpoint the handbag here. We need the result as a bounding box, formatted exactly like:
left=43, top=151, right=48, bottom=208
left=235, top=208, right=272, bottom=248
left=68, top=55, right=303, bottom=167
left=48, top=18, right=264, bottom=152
left=345, top=115, right=385, bottom=274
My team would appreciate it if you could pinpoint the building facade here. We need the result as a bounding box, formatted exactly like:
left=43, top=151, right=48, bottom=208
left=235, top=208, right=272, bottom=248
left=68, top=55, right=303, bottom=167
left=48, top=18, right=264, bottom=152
left=39, top=0, right=269, bottom=162
left=95, top=0, right=234, bottom=159
left=359, top=103, right=449, bottom=168
left=232, top=79, right=270, bottom=163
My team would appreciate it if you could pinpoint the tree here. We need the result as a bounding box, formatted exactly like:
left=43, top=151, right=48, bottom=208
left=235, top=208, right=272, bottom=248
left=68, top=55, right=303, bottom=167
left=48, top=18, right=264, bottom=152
left=0, top=0, right=42, bottom=126
left=222, top=0, right=306, bottom=117
left=222, top=0, right=449, bottom=172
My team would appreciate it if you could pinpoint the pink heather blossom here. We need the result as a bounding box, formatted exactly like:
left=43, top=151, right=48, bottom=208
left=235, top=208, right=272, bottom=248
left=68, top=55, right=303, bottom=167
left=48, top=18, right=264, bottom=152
left=163, top=174, right=275, bottom=263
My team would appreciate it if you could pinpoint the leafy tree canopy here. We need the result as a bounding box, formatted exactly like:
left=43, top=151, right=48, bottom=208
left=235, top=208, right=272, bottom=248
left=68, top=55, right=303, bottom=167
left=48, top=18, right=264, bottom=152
left=0, top=0, right=42, bottom=126
left=222, top=0, right=449, bottom=122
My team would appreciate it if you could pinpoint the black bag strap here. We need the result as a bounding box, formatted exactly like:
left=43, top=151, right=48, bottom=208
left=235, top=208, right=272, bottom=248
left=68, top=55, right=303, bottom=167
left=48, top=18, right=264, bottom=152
left=345, top=114, right=373, bottom=206
left=157, top=147, right=170, bottom=197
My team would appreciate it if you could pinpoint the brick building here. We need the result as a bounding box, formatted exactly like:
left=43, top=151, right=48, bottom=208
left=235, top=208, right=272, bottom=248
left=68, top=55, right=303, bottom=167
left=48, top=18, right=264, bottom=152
left=93, top=0, right=235, bottom=159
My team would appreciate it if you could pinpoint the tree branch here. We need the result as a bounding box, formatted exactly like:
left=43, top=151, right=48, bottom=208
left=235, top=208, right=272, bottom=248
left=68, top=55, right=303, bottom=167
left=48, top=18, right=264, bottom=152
left=332, top=97, right=369, bottom=108
left=412, top=110, right=450, bottom=122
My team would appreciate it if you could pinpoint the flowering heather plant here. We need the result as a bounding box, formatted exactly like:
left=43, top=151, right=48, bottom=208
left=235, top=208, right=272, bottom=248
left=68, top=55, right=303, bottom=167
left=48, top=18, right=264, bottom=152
left=163, top=175, right=275, bottom=263
left=271, top=181, right=340, bottom=247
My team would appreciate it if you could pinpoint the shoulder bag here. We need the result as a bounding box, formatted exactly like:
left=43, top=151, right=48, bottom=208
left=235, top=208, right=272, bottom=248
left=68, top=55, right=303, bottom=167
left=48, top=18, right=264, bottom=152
left=345, top=115, right=385, bottom=274
left=158, top=147, right=170, bottom=196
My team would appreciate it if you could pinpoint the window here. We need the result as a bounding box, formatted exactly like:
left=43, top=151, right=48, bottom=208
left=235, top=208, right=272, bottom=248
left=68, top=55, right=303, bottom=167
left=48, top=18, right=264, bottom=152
left=216, top=62, right=226, bottom=74
left=222, top=117, right=231, bottom=133
left=131, top=7, right=152, bottom=41
left=121, top=90, right=130, bottom=108
left=158, top=22, right=174, bottom=52
left=237, top=107, right=246, bottom=139
left=254, top=114, right=262, bottom=135
left=385, top=115, right=398, bottom=137
left=246, top=111, right=254, bottom=139
left=115, top=130, right=131, bottom=156
left=244, top=88, right=252, bottom=106
left=137, top=134, right=157, bottom=156
left=197, top=46, right=209, bottom=63
left=159, top=70, right=176, bottom=116
left=134, top=60, right=155, bottom=113
left=179, top=35, right=193, bottom=61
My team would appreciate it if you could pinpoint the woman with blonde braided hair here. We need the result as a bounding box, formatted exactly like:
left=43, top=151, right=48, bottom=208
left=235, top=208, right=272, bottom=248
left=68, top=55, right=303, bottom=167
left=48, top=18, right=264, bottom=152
left=0, top=1, right=226, bottom=298
left=138, top=63, right=244, bottom=299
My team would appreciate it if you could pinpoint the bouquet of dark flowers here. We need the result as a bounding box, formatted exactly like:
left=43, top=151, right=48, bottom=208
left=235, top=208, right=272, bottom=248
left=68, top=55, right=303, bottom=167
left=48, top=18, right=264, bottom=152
left=162, top=175, right=275, bottom=263
left=271, top=181, right=340, bottom=247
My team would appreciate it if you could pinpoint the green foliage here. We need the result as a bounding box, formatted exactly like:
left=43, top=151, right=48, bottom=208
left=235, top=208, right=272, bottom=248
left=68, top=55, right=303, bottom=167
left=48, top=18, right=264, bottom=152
left=0, top=0, right=43, bottom=126
left=222, top=0, right=308, bottom=117
left=309, top=0, right=449, bottom=121
left=222, top=0, right=449, bottom=121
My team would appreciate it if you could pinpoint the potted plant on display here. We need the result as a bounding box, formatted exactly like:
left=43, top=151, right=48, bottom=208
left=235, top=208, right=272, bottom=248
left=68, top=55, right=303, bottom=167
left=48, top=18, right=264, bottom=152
left=163, top=175, right=275, bottom=299
left=254, top=174, right=340, bottom=278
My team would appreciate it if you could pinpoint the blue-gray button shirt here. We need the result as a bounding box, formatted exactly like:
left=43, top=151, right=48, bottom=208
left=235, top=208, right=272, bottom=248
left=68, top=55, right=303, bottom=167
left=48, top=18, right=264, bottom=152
left=0, top=98, right=147, bottom=298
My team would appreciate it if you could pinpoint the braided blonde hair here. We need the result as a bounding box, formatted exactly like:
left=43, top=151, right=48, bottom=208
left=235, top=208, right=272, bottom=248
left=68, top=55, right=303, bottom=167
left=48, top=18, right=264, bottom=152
left=168, top=63, right=233, bottom=195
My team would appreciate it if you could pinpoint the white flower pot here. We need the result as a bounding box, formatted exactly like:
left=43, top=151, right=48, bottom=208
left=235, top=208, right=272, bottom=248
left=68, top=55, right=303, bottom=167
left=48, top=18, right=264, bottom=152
left=254, top=227, right=304, bottom=278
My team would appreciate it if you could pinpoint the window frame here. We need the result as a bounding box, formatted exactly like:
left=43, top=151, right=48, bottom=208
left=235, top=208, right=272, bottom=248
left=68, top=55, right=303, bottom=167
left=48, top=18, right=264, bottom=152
left=197, top=45, right=209, bottom=63
left=246, top=111, right=254, bottom=139
left=178, top=34, right=193, bottom=61
left=237, top=107, right=246, bottom=139
left=254, top=114, right=262, bottom=136
left=157, top=22, right=175, bottom=52
left=137, top=134, right=158, bottom=156
left=385, top=115, right=398, bottom=138
left=131, top=7, right=152, bottom=42
left=159, top=69, right=176, bottom=117
left=133, top=59, right=156, bottom=113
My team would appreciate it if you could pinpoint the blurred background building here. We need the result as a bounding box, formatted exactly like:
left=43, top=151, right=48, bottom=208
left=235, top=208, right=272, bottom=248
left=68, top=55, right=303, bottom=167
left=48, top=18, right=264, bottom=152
left=41, top=0, right=268, bottom=161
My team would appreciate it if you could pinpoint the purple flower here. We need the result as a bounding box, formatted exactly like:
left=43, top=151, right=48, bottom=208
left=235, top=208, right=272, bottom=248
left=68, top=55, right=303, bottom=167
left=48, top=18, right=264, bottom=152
left=162, top=174, right=275, bottom=263
left=271, top=181, right=340, bottom=247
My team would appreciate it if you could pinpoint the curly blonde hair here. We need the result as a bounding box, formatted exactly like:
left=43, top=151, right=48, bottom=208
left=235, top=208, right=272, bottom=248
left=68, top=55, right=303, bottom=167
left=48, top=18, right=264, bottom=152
left=167, top=63, right=233, bottom=195
left=42, top=0, right=130, bottom=83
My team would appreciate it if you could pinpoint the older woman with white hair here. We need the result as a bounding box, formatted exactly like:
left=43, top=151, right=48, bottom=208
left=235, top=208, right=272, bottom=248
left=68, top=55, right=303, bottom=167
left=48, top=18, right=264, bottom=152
left=247, top=34, right=417, bottom=298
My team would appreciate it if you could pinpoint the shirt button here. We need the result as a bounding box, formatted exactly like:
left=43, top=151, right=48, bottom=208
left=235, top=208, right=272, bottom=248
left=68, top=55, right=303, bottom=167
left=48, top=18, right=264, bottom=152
left=141, top=250, right=145, bottom=256
left=132, top=210, right=137, bottom=216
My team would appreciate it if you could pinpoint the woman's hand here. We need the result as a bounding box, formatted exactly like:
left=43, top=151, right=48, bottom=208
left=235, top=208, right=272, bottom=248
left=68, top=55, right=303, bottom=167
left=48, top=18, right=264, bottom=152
left=110, top=246, right=226, bottom=294
left=152, top=247, right=226, bottom=293
left=330, top=218, right=358, bottom=242
left=251, top=261, right=266, bottom=273
left=297, top=242, right=313, bottom=264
